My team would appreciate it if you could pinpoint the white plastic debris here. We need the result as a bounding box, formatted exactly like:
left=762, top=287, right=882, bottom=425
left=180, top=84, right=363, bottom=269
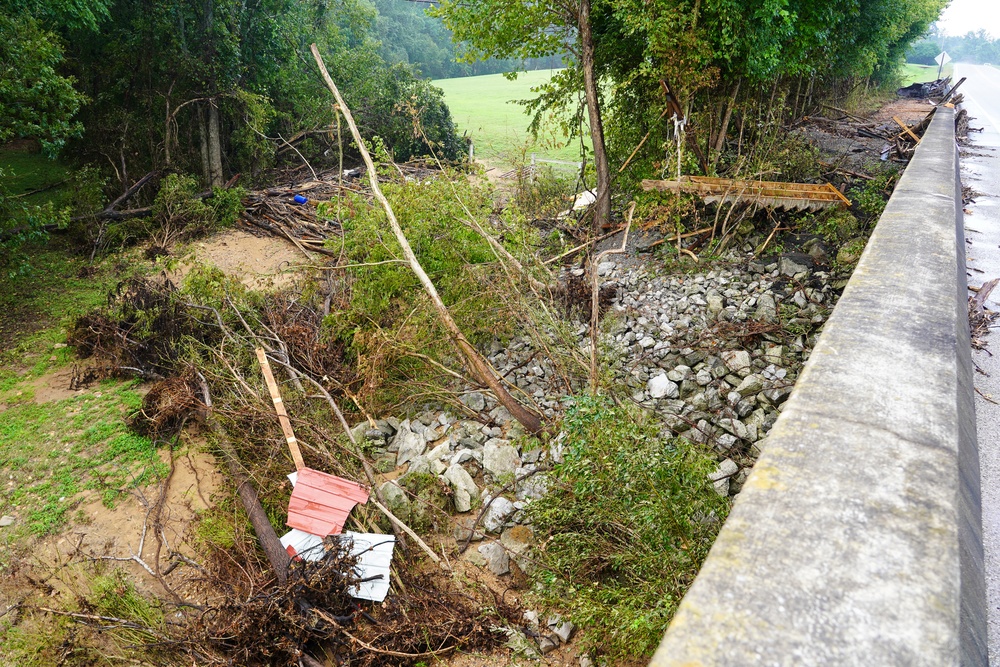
left=283, top=471, right=395, bottom=602
left=342, top=532, right=396, bottom=602
left=280, top=528, right=396, bottom=603
left=280, top=528, right=325, bottom=560
left=558, top=189, right=597, bottom=217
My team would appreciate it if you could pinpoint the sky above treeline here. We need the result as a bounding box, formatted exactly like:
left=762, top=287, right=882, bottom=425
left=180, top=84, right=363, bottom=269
left=937, top=0, right=1000, bottom=38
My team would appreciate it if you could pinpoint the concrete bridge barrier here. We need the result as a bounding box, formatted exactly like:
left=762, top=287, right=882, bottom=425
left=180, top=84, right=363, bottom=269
left=650, top=107, right=988, bottom=666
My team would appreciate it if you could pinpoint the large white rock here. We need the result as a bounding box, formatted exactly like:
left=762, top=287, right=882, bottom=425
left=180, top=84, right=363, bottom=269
left=483, top=495, right=517, bottom=532
left=736, top=374, right=765, bottom=397
left=443, top=464, right=480, bottom=513
left=721, top=349, right=752, bottom=374
left=755, top=293, right=778, bottom=321
left=483, top=440, right=521, bottom=480
left=647, top=373, right=679, bottom=399
left=394, top=422, right=427, bottom=466
left=425, top=440, right=453, bottom=462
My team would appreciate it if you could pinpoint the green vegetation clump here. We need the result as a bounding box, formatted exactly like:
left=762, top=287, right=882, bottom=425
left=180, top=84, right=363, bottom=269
left=526, top=396, right=730, bottom=660
left=144, top=174, right=244, bottom=248
left=813, top=208, right=860, bottom=243
left=0, top=14, right=85, bottom=153
left=329, top=176, right=498, bottom=327
left=89, top=568, right=164, bottom=644
left=322, top=173, right=538, bottom=408
left=850, top=170, right=898, bottom=223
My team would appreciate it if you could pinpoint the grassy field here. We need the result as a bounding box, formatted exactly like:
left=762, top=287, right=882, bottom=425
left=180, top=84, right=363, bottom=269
left=900, top=62, right=955, bottom=87
left=0, top=244, right=167, bottom=564
left=0, top=147, right=73, bottom=209
left=434, top=69, right=589, bottom=167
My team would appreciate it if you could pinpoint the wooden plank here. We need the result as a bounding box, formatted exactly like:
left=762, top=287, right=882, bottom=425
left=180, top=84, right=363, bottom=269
left=641, top=177, right=847, bottom=211
left=256, top=347, right=306, bottom=470
left=824, top=182, right=853, bottom=207
left=893, top=116, right=922, bottom=144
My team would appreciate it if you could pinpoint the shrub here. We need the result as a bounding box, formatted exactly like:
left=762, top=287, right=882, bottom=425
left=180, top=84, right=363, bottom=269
left=136, top=174, right=245, bottom=250
left=320, top=173, right=538, bottom=407
left=812, top=207, right=860, bottom=243
left=526, top=396, right=730, bottom=660
left=849, top=169, right=898, bottom=223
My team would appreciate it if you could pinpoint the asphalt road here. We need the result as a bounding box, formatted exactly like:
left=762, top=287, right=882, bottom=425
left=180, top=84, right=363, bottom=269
left=957, top=62, right=1000, bottom=662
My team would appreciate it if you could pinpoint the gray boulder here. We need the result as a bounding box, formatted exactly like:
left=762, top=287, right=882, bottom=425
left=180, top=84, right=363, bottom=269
left=443, top=464, right=480, bottom=512
left=483, top=495, right=517, bottom=532
left=483, top=440, right=521, bottom=480
left=478, top=541, right=510, bottom=575
left=394, top=421, right=427, bottom=466
left=647, top=373, right=679, bottom=399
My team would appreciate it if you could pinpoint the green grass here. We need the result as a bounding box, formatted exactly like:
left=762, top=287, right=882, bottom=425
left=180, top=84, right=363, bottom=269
left=0, top=244, right=124, bottom=354
left=900, top=62, right=955, bottom=87
left=0, top=379, right=167, bottom=549
left=0, top=148, right=72, bottom=209
left=0, top=242, right=162, bottom=560
left=434, top=69, right=589, bottom=167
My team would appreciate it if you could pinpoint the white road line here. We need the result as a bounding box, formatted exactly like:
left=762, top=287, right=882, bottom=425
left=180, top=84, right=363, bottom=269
left=966, top=93, right=1000, bottom=136
left=958, top=66, right=1000, bottom=136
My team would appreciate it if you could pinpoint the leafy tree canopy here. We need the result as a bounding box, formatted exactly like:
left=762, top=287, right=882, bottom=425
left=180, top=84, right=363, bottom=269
left=0, top=0, right=113, bottom=151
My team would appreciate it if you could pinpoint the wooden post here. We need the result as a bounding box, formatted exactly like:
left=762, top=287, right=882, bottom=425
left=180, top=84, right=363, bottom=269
left=256, top=348, right=306, bottom=470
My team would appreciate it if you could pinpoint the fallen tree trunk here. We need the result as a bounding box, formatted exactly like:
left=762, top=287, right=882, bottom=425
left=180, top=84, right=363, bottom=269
left=197, top=376, right=288, bottom=584
left=69, top=173, right=240, bottom=223
left=309, top=43, right=545, bottom=435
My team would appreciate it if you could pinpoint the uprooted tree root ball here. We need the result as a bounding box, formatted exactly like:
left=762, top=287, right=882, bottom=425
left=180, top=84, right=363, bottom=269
left=188, top=538, right=520, bottom=666
left=128, top=372, right=202, bottom=435
left=69, top=277, right=213, bottom=381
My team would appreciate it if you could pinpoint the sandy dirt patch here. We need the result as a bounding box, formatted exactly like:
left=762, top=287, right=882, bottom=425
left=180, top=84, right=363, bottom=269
left=29, top=367, right=79, bottom=404
left=870, top=96, right=938, bottom=125
left=24, top=439, right=224, bottom=603
left=167, top=229, right=310, bottom=291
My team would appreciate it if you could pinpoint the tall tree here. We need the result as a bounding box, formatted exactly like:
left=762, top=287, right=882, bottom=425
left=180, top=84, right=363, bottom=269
left=435, top=0, right=612, bottom=234
left=0, top=0, right=109, bottom=152
left=65, top=0, right=463, bottom=189
left=438, top=0, right=948, bottom=196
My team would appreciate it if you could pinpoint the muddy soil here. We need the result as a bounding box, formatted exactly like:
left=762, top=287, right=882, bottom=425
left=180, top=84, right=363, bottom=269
left=797, top=97, right=937, bottom=174
left=167, top=228, right=309, bottom=290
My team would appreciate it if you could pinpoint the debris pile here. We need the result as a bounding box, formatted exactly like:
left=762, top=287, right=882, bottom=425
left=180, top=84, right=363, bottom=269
left=970, top=279, right=999, bottom=351
left=641, top=176, right=850, bottom=212
left=897, top=77, right=952, bottom=99
left=240, top=161, right=443, bottom=255
left=802, top=107, right=937, bottom=164
left=241, top=171, right=360, bottom=255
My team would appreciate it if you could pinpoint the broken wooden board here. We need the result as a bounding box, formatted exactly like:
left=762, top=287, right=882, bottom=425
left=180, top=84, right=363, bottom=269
left=641, top=176, right=850, bottom=211
left=287, top=468, right=370, bottom=536
left=893, top=116, right=922, bottom=144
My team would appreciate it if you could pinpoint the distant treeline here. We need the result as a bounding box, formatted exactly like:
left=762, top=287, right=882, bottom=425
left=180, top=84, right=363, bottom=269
left=371, top=0, right=563, bottom=79
left=908, top=30, right=1000, bottom=65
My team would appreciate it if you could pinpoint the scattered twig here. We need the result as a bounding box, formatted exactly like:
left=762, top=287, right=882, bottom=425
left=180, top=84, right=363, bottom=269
left=977, top=387, right=1000, bottom=405
left=370, top=498, right=447, bottom=569
left=543, top=226, right=624, bottom=265
left=342, top=629, right=457, bottom=659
